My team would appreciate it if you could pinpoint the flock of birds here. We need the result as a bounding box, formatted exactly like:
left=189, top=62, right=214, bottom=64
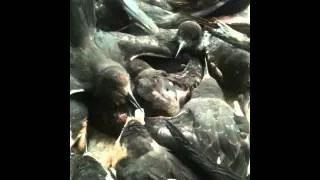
left=70, top=0, right=250, bottom=179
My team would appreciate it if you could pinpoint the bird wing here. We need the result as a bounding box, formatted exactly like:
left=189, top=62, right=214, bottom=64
left=186, top=98, right=242, bottom=165
left=70, top=0, right=96, bottom=48
left=71, top=155, right=110, bottom=180
left=146, top=110, right=197, bottom=150
left=136, top=1, right=179, bottom=25
left=120, top=0, right=159, bottom=34
left=110, top=31, right=174, bottom=60
left=116, top=150, right=198, bottom=180
left=165, top=119, right=246, bottom=180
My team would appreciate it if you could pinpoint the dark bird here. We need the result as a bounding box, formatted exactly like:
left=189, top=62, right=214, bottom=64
left=130, top=0, right=249, bottom=30
left=111, top=111, right=199, bottom=180
left=207, top=42, right=250, bottom=96
left=70, top=153, right=116, bottom=180
left=145, top=51, right=250, bottom=177
left=126, top=58, right=190, bottom=117
left=124, top=2, right=250, bottom=52
left=172, top=20, right=250, bottom=96
left=70, top=0, right=142, bottom=111
left=175, top=21, right=203, bottom=57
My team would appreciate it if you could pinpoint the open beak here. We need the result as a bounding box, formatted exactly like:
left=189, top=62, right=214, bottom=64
left=175, top=40, right=186, bottom=58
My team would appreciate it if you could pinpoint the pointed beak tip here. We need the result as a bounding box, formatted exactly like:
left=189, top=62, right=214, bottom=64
left=128, top=93, right=142, bottom=110
left=175, top=41, right=186, bottom=58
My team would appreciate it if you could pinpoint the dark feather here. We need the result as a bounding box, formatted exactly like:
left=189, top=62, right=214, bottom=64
left=116, top=119, right=198, bottom=180
left=165, top=120, right=246, bottom=180
left=70, top=0, right=96, bottom=47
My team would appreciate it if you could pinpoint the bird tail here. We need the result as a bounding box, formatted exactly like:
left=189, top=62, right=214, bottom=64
left=165, top=120, right=245, bottom=180
left=70, top=0, right=96, bottom=47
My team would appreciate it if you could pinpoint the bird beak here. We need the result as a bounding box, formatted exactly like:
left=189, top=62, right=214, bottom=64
left=128, top=90, right=143, bottom=111
left=175, top=40, right=186, bottom=58
left=124, top=84, right=143, bottom=111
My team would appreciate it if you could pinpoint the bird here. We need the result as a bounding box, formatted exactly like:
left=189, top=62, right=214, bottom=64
left=108, top=109, right=199, bottom=180
left=172, top=20, right=250, bottom=96
left=145, top=51, right=250, bottom=177
left=172, top=20, right=250, bottom=97
left=126, top=58, right=190, bottom=117
left=174, top=21, right=203, bottom=58
left=207, top=42, right=250, bottom=96
left=70, top=0, right=142, bottom=112
left=124, top=3, right=250, bottom=52
left=127, top=0, right=249, bottom=31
